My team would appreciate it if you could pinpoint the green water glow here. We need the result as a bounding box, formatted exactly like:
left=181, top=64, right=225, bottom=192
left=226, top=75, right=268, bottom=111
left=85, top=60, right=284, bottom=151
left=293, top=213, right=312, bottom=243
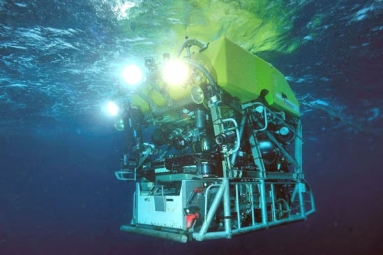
left=117, top=0, right=311, bottom=56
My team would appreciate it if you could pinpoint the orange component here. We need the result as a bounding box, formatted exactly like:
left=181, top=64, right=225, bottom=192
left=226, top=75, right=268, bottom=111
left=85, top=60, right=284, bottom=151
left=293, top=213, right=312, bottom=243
left=186, top=213, right=200, bottom=229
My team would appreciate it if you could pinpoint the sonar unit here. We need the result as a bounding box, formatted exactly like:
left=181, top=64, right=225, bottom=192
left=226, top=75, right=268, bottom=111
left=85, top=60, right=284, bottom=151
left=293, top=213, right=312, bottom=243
left=111, top=37, right=315, bottom=242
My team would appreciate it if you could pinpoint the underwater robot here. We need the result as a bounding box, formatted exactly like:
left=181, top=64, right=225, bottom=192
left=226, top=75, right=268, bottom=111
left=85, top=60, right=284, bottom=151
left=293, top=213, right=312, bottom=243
left=112, top=37, right=315, bottom=242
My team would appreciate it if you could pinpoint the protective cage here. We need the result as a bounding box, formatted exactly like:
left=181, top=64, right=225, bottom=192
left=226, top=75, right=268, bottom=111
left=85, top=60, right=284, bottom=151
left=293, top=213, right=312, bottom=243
left=113, top=37, right=315, bottom=242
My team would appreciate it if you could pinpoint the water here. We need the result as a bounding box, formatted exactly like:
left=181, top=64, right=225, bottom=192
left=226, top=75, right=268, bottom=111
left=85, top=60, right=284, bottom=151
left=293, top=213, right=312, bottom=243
left=1, top=0, right=382, bottom=254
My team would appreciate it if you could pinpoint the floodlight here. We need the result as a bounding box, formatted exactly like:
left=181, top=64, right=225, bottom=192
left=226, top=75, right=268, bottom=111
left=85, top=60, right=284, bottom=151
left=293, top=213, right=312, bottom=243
left=162, top=60, right=189, bottom=85
left=121, top=64, right=143, bottom=86
left=107, top=101, right=119, bottom=116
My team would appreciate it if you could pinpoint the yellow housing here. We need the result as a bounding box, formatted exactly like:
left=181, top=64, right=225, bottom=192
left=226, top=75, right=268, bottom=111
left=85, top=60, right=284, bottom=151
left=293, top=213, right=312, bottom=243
left=192, top=37, right=300, bottom=117
left=130, top=37, right=300, bottom=117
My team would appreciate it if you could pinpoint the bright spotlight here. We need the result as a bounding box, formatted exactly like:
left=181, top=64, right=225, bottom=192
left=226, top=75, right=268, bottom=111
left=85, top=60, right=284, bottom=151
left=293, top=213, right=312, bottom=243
left=162, top=60, right=189, bottom=85
left=107, top=101, right=119, bottom=116
left=121, top=64, right=143, bottom=86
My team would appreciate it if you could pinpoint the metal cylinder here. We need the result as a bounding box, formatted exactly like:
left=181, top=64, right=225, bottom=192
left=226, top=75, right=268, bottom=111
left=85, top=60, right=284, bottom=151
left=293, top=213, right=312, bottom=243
left=120, top=225, right=188, bottom=243
left=215, top=131, right=236, bottom=145
left=196, top=108, right=206, bottom=129
left=197, top=162, right=212, bottom=175
left=258, top=140, right=277, bottom=165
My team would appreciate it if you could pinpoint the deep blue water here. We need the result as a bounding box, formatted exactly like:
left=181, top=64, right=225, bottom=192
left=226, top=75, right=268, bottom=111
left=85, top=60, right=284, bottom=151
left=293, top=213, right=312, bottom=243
left=2, top=120, right=382, bottom=254
left=1, top=0, right=383, bottom=254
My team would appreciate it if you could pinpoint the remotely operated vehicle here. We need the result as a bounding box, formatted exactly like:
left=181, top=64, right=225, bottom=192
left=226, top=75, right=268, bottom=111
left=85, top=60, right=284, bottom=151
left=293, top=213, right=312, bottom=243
left=111, top=37, right=315, bottom=242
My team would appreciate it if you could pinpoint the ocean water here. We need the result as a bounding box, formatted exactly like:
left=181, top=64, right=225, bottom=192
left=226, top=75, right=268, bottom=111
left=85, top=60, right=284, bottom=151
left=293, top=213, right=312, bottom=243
left=1, top=0, right=382, bottom=254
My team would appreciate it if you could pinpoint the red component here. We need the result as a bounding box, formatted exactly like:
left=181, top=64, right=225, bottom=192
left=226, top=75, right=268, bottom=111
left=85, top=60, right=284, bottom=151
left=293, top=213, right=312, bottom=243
left=193, top=187, right=204, bottom=193
left=185, top=213, right=200, bottom=229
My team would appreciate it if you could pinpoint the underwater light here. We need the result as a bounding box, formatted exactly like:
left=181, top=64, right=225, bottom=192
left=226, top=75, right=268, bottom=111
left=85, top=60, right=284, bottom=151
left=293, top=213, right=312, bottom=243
left=121, top=64, right=144, bottom=86
left=162, top=60, right=189, bottom=85
left=107, top=101, right=119, bottom=116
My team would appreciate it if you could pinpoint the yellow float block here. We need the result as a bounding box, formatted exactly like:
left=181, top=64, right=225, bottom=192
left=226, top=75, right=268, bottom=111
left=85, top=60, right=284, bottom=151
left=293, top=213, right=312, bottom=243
left=192, top=36, right=300, bottom=117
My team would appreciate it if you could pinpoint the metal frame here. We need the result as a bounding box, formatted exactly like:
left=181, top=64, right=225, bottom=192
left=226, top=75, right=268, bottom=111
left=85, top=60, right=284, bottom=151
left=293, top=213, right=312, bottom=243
left=116, top=37, right=315, bottom=242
